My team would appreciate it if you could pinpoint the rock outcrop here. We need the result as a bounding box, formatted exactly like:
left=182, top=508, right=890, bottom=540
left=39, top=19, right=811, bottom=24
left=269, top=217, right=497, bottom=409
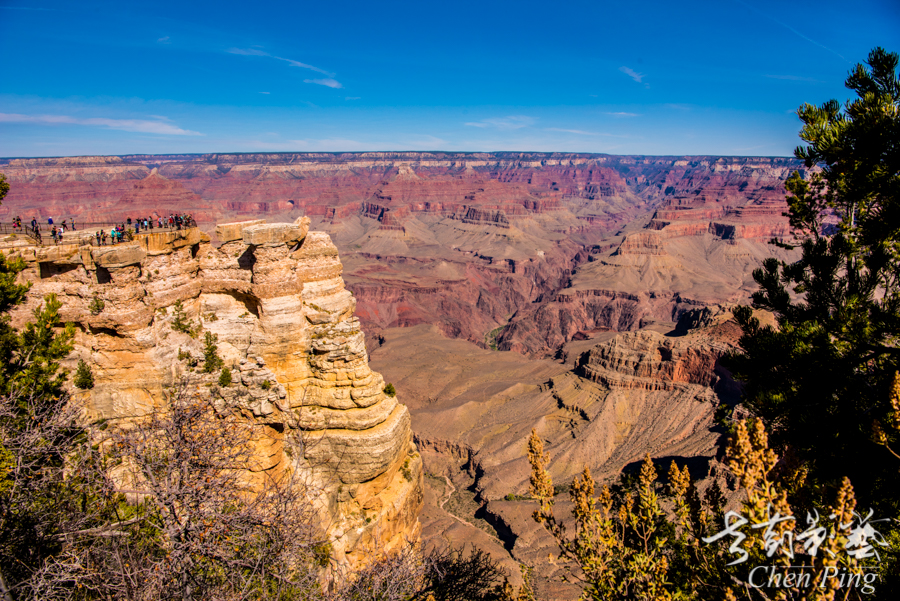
left=576, top=329, right=731, bottom=391
left=4, top=220, right=422, bottom=568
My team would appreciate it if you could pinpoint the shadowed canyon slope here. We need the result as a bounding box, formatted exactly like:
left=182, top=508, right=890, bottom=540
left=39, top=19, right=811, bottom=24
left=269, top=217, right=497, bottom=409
left=368, top=313, right=744, bottom=600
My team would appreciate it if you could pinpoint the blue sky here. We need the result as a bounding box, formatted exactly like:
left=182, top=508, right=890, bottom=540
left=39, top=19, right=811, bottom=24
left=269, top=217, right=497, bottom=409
left=1, top=0, right=898, bottom=157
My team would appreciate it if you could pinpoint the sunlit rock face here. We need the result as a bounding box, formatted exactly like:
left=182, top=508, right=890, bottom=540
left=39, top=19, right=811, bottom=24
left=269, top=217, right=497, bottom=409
left=5, top=219, right=422, bottom=568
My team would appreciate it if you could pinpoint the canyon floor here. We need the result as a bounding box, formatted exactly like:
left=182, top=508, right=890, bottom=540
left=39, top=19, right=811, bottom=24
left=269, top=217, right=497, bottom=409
left=0, top=152, right=801, bottom=598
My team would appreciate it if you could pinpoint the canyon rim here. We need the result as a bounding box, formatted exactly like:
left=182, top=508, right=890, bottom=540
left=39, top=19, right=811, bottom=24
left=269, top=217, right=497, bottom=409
left=0, top=151, right=803, bottom=596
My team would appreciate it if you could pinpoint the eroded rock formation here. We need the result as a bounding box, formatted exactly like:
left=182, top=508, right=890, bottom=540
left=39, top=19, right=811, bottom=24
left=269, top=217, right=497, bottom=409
left=366, top=315, right=741, bottom=598
left=3, top=221, right=422, bottom=567
left=0, top=152, right=803, bottom=357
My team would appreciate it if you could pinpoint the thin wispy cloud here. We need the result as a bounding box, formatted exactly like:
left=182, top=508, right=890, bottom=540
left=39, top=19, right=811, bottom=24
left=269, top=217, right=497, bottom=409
left=279, top=57, right=333, bottom=76
left=259, top=91, right=270, bottom=95
left=226, top=47, right=336, bottom=78
left=0, top=113, right=202, bottom=136
left=227, top=47, right=269, bottom=57
left=345, top=96, right=361, bottom=100
left=464, top=115, right=535, bottom=130
left=304, top=78, right=342, bottom=89
left=619, top=66, right=644, bottom=83
left=605, top=111, right=640, bottom=117
left=731, top=0, right=848, bottom=62
left=157, top=36, right=170, bottom=44
left=619, top=66, right=650, bottom=88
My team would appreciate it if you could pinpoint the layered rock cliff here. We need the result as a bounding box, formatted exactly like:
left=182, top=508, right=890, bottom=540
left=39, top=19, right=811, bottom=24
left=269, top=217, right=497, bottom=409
left=0, top=152, right=802, bottom=356
left=3, top=221, right=422, bottom=568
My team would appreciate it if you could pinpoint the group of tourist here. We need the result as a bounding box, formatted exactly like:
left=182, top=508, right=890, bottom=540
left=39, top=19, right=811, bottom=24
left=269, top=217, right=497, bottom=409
left=8, top=213, right=197, bottom=246
left=127, top=213, right=196, bottom=233
left=91, top=214, right=197, bottom=246
left=10, top=216, right=77, bottom=245
left=94, top=225, right=129, bottom=246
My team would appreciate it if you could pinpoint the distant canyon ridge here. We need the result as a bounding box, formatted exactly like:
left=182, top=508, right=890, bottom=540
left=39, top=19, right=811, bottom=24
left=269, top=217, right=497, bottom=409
left=0, top=151, right=801, bottom=358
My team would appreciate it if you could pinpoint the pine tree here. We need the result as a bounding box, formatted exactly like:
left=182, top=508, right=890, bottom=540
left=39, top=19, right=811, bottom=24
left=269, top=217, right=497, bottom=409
left=203, top=331, right=223, bottom=374
left=727, top=48, right=900, bottom=515
left=0, top=252, right=94, bottom=592
left=218, top=366, right=232, bottom=387
left=727, top=47, right=900, bottom=596
left=73, top=358, right=94, bottom=390
left=171, top=299, right=199, bottom=337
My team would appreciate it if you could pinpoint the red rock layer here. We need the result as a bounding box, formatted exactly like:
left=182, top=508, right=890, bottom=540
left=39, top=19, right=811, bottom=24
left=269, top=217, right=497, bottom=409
left=111, top=169, right=217, bottom=223
left=0, top=153, right=804, bottom=355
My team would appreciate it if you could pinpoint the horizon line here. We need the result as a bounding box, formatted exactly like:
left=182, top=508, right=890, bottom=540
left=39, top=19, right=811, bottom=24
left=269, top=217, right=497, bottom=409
left=0, top=150, right=799, bottom=162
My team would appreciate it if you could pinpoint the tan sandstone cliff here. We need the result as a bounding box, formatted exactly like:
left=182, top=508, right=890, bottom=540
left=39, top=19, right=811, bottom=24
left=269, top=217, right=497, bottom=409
left=3, top=220, right=422, bottom=568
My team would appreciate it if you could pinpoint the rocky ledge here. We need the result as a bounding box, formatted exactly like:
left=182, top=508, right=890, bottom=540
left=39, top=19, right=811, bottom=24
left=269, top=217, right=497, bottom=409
left=4, top=220, right=422, bottom=568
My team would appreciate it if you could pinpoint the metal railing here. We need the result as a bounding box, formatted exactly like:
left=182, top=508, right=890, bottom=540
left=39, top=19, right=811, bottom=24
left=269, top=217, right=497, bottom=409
left=0, top=222, right=40, bottom=243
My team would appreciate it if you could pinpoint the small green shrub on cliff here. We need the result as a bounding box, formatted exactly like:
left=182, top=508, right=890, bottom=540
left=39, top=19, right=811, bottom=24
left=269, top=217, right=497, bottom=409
left=384, top=382, right=396, bottom=397
left=312, top=541, right=332, bottom=568
left=88, top=293, right=105, bottom=315
left=202, top=331, right=223, bottom=373
left=73, top=358, right=94, bottom=389
left=260, top=379, right=272, bottom=391
left=504, top=493, right=529, bottom=501
left=218, top=367, right=232, bottom=387
left=171, top=299, right=199, bottom=337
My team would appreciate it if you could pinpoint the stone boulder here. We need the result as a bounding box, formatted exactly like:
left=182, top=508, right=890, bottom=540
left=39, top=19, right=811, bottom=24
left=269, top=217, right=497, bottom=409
left=242, top=217, right=309, bottom=247
left=91, top=244, right=147, bottom=268
left=216, top=219, right=266, bottom=243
